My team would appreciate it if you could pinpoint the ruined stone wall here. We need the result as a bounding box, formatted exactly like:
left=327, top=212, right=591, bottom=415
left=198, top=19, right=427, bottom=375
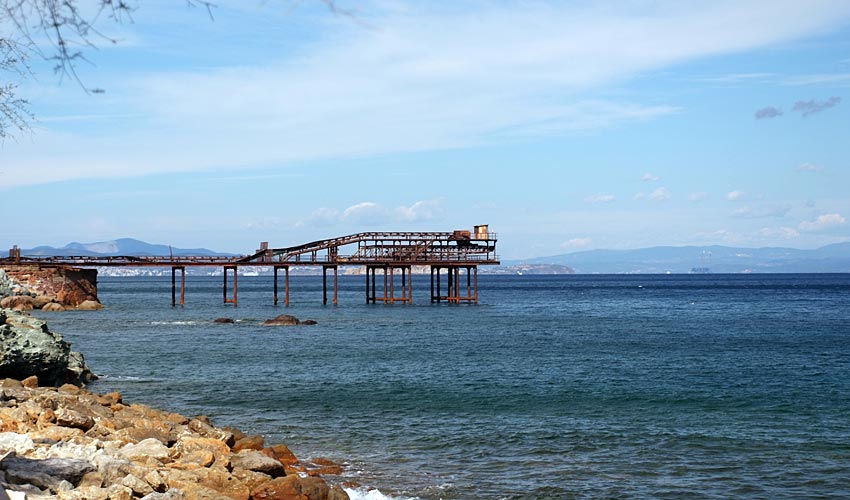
left=2, top=266, right=99, bottom=307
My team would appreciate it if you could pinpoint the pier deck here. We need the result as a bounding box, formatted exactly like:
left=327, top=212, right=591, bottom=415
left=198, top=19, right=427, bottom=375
left=2, top=228, right=499, bottom=306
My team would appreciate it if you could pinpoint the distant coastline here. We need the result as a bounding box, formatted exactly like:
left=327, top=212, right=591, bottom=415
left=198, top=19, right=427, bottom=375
left=13, top=238, right=850, bottom=275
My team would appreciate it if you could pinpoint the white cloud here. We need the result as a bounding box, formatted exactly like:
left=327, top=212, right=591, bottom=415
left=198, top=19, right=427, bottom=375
left=692, top=229, right=741, bottom=244
left=732, top=204, right=792, bottom=218
left=341, top=202, right=389, bottom=223
left=295, top=207, right=342, bottom=228
left=726, top=190, right=746, bottom=201
left=561, top=237, right=593, bottom=249
left=689, top=192, right=709, bottom=202
left=759, top=226, right=800, bottom=239
left=649, top=187, right=671, bottom=202
left=584, top=194, right=616, bottom=204
left=782, top=72, right=850, bottom=85
left=797, top=162, right=823, bottom=172
left=641, top=173, right=661, bottom=182
left=297, top=200, right=443, bottom=227
left=6, top=0, right=850, bottom=186
left=395, top=200, right=443, bottom=222
left=799, top=213, right=847, bottom=231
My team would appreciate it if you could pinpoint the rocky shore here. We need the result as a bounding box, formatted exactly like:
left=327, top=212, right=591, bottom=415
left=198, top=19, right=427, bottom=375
left=0, top=271, right=352, bottom=499
left=0, top=269, right=101, bottom=312
left=0, top=380, right=350, bottom=500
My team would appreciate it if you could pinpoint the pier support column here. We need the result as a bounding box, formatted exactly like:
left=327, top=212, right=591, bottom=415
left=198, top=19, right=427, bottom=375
left=322, top=266, right=338, bottom=305
left=334, top=266, right=339, bottom=306
left=323, top=266, right=328, bottom=305
left=273, top=266, right=279, bottom=305
left=366, top=266, right=379, bottom=304
left=285, top=266, right=290, bottom=306
left=223, top=265, right=238, bottom=307
left=171, top=266, right=185, bottom=306
left=274, top=265, right=290, bottom=306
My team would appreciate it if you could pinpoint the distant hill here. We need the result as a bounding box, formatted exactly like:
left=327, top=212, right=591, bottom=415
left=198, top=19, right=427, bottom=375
left=22, top=238, right=236, bottom=258
left=508, top=242, right=850, bottom=274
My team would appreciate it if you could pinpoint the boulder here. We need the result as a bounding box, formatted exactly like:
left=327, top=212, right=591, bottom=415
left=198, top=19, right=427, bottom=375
left=172, top=436, right=231, bottom=468
left=0, top=455, right=96, bottom=490
left=230, top=450, right=285, bottom=478
left=120, top=473, right=155, bottom=497
left=300, top=320, right=318, bottom=326
left=55, top=408, right=96, bottom=431
left=77, top=300, right=103, bottom=311
left=251, top=475, right=332, bottom=500
left=140, top=490, right=187, bottom=500
left=305, top=457, right=344, bottom=476
left=118, top=439, right=171, bottom=464
left=267, top=444, right=300, bottom=467
left=0, top=433, right=35, bottom=455
left=0, top=309, right=94, bottom=387
left=213, top=318, right=234, bottom=324
left=232, top=435, right=265, bottom=452
left=42, top=302, right=67, bottom=312
left=0, top=296, right=34, bottom=310
left=32, top=295, right=55, bottom=309
left=262, top=315, right=300, bottom=326
left=188, top=418, right=235, bottom=446
left=67, top=352, right=97, bottom=385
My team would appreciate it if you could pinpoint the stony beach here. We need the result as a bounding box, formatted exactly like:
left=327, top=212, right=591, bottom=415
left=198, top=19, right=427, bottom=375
left=0, top=269, right=349, bottom=500
left=0, top=379, right=349, bottom=500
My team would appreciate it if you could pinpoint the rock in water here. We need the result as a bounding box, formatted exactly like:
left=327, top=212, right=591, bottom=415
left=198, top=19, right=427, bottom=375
left=262, top=314, right=300, bottom=326
left=76, top=300, right=103, bottom=311
left=213, top=317, right=235, bottom=324
left=0, top=308, right=95, bottom=386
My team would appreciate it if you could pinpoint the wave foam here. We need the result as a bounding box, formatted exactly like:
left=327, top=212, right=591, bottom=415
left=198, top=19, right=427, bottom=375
left=96, top=375, right=144, bottom=381
left=343, top=487, right=420, bottom=500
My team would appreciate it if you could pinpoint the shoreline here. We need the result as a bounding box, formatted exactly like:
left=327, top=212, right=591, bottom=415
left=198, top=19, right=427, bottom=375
left=0, top=270, right=397, bottom=500
left=0, top=378, right=352, bottom=500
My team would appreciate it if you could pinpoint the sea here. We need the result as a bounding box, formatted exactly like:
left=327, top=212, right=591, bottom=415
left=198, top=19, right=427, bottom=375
left=34, top=273, right=850, bottom=500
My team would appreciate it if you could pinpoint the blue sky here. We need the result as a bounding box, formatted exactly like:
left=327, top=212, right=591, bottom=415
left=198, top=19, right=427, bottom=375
left=2, top=0, right=850, bottom=259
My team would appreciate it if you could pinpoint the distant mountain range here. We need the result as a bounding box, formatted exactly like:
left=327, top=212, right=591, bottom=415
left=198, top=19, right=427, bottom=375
left=22, top=238, right=235, bottom=258
left=508, top=242, right=850, bottom=273
left=18, top=238, right=850, bottom=273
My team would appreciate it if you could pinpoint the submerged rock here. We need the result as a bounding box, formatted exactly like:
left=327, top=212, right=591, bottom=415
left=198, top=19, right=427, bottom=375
left=262, top=314, right=300, bottom=326
left=213, top=317, right=235, bottom=324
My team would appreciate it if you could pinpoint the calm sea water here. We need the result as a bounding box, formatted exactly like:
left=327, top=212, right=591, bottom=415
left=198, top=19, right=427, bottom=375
left=35, top=274, right=850, bottom=499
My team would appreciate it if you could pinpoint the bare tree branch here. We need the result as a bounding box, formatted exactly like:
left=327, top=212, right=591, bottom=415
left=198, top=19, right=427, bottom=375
left=0, top=0, right=345, bottom=138
left=0, top=37, right=33, bottom=138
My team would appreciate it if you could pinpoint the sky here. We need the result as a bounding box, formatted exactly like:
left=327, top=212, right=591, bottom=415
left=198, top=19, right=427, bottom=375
left=1, top=0, right=850, bottom=260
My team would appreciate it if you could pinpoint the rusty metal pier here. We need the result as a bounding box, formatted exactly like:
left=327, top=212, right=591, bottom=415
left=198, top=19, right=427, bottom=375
left=2, top=226, right=499, bottom=307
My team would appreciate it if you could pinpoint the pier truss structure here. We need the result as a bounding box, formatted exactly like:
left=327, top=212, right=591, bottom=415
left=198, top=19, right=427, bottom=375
left=2, top=227, right=499, bottom=306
